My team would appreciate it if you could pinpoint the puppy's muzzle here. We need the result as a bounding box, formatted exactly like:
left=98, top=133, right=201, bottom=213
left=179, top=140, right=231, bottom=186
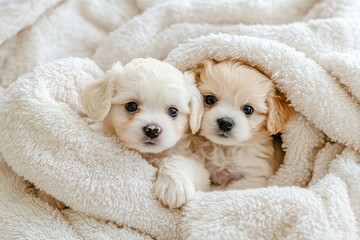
left=217, top=117, right=235, bottom=132
left=143, top=124, right=162, bottom=139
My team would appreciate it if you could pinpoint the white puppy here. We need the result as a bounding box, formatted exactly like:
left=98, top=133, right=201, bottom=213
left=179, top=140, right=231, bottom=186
left=80, top=58, right=209, bottom=208
left=189, top=59, right=294, bottom=190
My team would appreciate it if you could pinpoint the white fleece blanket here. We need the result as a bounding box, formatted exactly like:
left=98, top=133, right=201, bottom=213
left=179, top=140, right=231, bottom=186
left=1, top=0, right=360, bottom=239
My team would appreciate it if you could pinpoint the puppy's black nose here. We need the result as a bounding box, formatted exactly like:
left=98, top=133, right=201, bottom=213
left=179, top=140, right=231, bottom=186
left=217, top=117, right=235, bottom=132
left=143, top=124, right=162, bottom=139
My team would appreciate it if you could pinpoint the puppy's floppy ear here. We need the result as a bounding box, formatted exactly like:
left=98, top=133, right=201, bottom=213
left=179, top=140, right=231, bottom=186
left=193, top=60, right=207, bottom=81
left=184, top=71, right=204, bottom=134
left=266, top=90, right=295, bottom=135
left=79, top=73, right=115, bottom=122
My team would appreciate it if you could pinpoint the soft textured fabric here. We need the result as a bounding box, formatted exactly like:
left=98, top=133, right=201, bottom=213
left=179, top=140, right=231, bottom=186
left=0, top=0, right=139, bottom=87
left=0, top=0, right=360, bottom=239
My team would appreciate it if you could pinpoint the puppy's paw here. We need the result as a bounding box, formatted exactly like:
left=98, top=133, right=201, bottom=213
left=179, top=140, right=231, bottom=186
left=154, top=173, right=195, bottom=209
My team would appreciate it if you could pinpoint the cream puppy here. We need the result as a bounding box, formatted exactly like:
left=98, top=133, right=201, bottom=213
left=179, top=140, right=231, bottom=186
left=80, top=58, right=209, bottom=208
left=191, top=59, right=294, bottom=190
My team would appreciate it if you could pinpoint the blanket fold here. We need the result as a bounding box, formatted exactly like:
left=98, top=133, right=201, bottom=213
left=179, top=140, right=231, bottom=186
left=0, top=156, right=80, bottom=239
left=0, top=0, right=62, bottom=46
left=1, top=0, right=360, bottom=239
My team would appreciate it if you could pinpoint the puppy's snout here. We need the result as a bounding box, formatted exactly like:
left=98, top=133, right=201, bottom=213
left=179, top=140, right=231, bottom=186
left=217, top=117, right=235, bottom=132
left=143, top=124, right=162, bottom=139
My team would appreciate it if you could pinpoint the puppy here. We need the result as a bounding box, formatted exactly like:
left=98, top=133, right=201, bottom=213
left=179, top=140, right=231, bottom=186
left=80, top=58, right=209, bottom=208
left=190, top=59, right=294, bottom=190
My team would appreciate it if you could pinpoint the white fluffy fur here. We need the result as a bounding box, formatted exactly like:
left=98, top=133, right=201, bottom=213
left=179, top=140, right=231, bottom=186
left=80, top=58, right=192, bottom=154
left=80, top=57, right=209, bottom=209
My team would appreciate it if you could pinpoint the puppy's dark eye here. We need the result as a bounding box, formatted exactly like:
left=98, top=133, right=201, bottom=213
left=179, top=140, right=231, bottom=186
left=243, top=105, right=254, bottom=115
left=168, top=107, right=178, bottom=118
left=204, top=95, right=217, bottom=105
left=125, top=102, right=138, bottom=112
